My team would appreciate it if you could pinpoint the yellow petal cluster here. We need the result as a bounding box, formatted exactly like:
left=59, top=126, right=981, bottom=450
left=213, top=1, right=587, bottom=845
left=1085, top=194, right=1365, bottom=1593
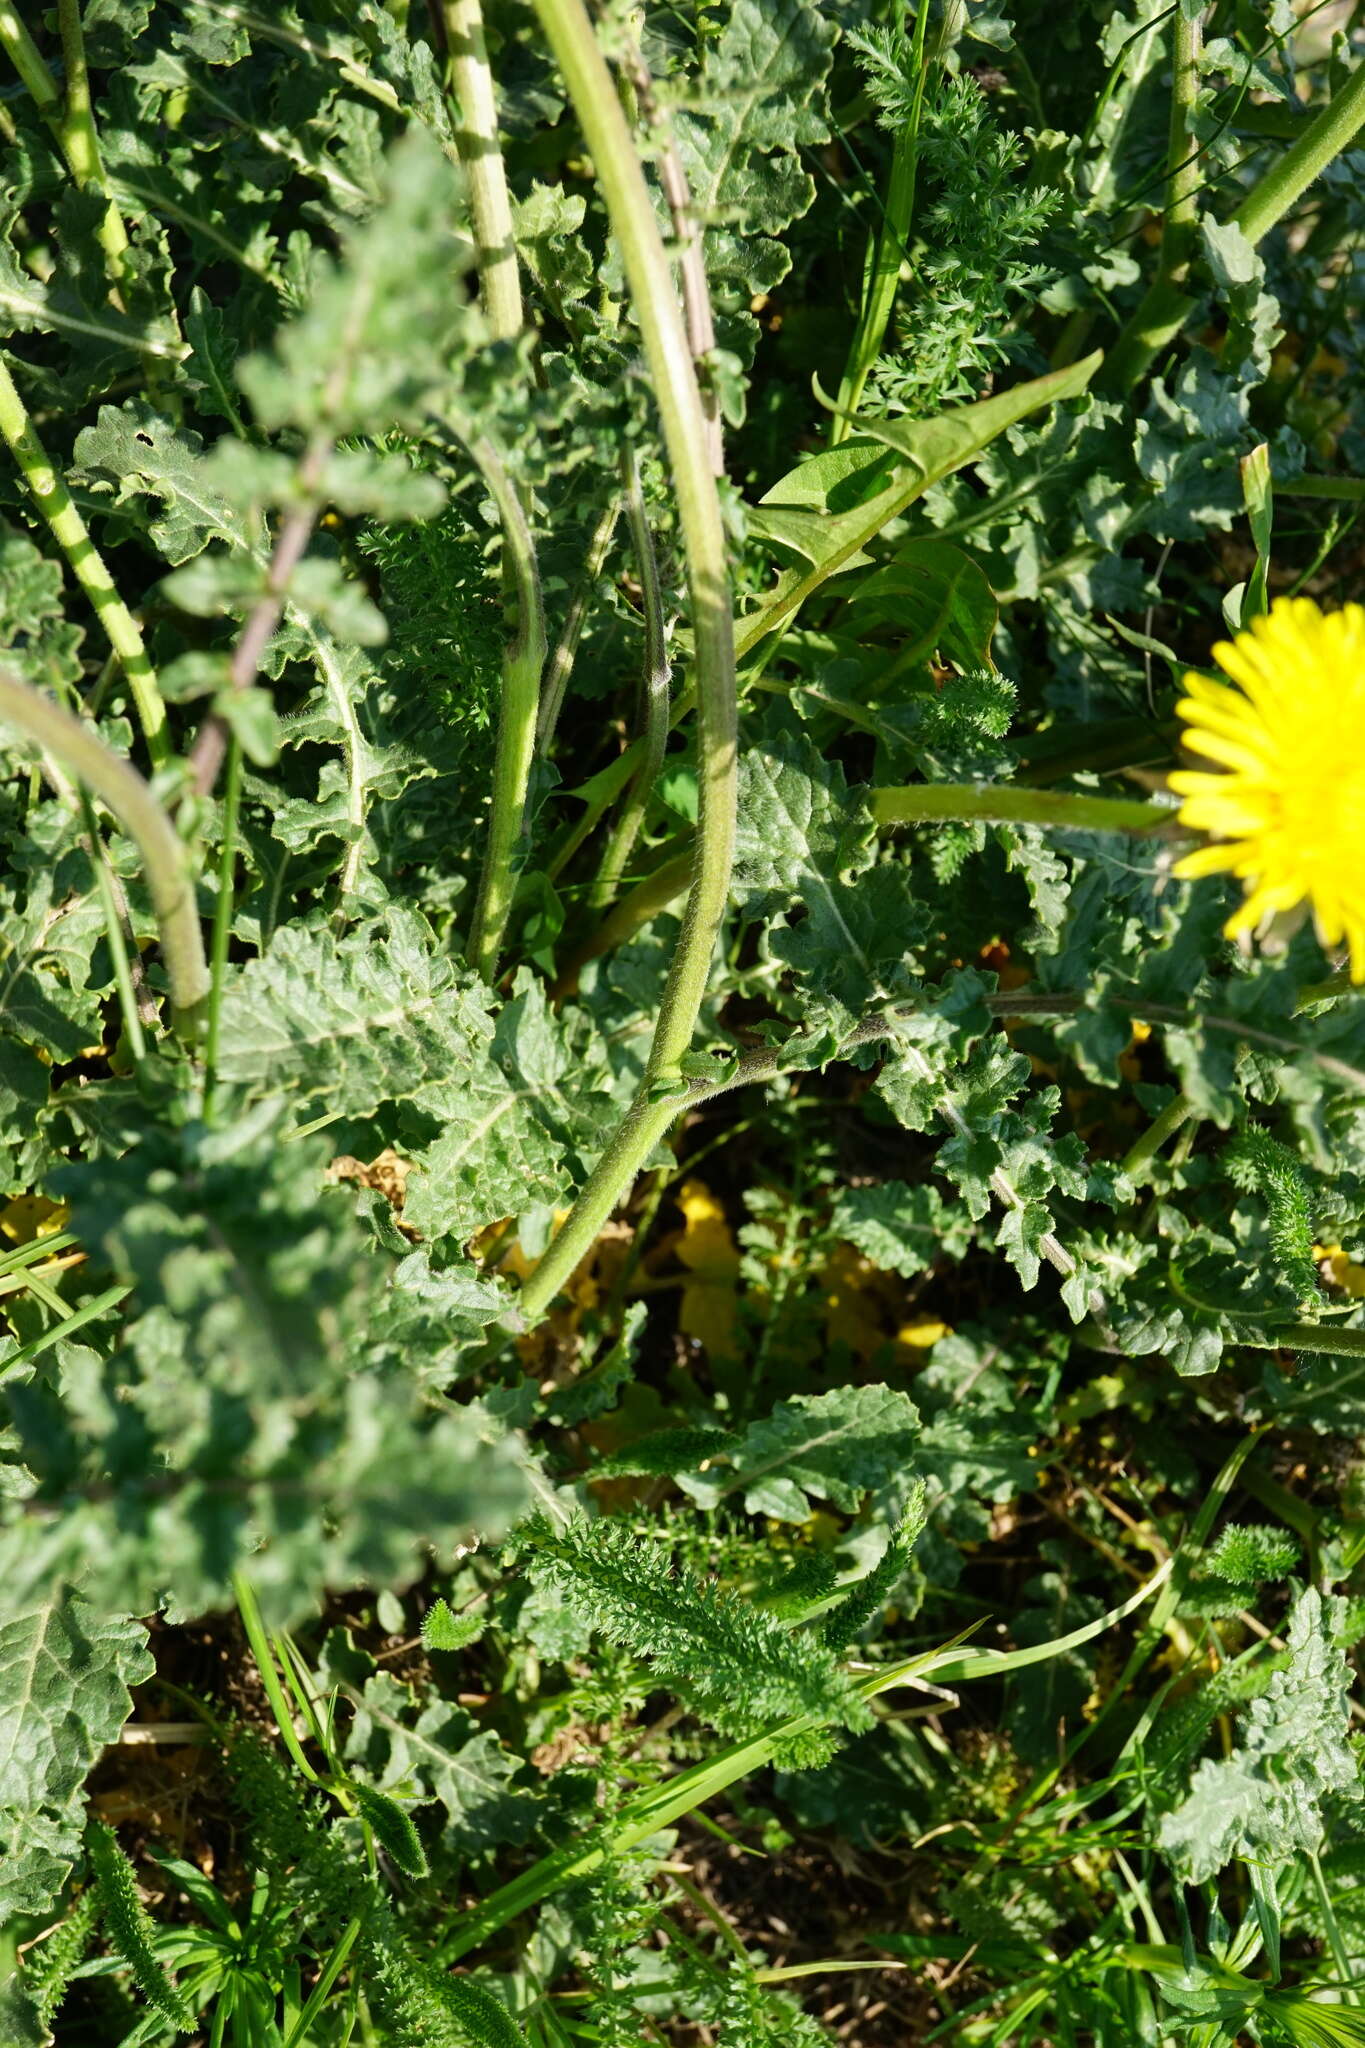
left=1171, top=597, right=1365, bottom=979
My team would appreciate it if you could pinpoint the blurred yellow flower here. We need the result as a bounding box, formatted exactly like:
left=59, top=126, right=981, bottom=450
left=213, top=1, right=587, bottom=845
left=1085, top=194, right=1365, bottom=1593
left=1171, top=597, right=1365, bottom=978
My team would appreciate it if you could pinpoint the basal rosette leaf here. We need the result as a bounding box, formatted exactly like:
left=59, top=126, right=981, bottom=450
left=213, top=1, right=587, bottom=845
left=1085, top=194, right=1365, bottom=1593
left=0, top=1594, right=152, bottom=1925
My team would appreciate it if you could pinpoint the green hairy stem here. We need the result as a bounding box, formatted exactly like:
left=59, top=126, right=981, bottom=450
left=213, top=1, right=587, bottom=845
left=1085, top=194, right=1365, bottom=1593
left=0, top=358, right=169, bottom=766
left=450, top=0, right=546, bottom=981
left=466, top=438, right=548, bottom=981
left=444, top=0, right=523, bottom=343
left=0, top=667, right=208, bottom=1040
left=0, top=5, right=60, bottom=129
left=519, top=0, right=737, bottom=1319
left=869, top=784, right=1173, bottom=833
left=590, top=451, right=671, bottom=911
left=56, top=0, right=134, bottom=286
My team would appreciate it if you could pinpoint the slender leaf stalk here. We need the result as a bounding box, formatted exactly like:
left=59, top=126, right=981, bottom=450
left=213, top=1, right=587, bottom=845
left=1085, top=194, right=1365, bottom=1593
left=78, top=789, right=148, bottom=1069
left=536, top=494, right=620, bottom=751
left=467, top=439, right=548, bottom=980
left=202, top=737, right=243, bottom=1117
left=0, top=667, right=208, bottom=1038
left=590, top=452, right=671, bottom=910
left=1106, top=39, right=1365, bottom=389
left=830, top=3, right=931, bottom=442
left=872, top=784, right=1171, bottom=832
left=1120, top=1091, right=1195, bottom=1181
left=0, top=5, right=61, bottom=133
left=519, top=0, right=737, bottom=1318
left=0, top=358, right=169, bottom=766
left=1103, top=4, right=1202, bottom=391
left=444, top=0, right=523, bottom=342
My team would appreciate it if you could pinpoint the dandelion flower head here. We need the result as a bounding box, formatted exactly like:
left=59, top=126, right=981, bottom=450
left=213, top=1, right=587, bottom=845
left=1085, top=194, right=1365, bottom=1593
left=1171, top=596, right=1365, bottom=979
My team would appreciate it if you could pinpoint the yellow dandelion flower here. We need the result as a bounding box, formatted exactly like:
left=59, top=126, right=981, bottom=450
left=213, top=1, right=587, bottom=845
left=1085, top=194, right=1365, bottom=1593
left=1170, top=596, right=1365, bottom=979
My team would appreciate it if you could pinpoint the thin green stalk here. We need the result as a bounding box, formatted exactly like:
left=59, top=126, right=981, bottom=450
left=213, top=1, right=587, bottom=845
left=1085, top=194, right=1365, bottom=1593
left=869, top=783, right=1172, bottom=833
left=590, top=452, right=670, bottom=910
left=56, top=0, right=133, bottom=284
left=282, top=1918, right=364, bottom=2048
left=0, top=666, right=208, bottom=1040
left=1231, top=1321, right=1365, bottom=1357
left=467, top=438, right=548, bottom=981
left=1106, top=38, right=1365, bottom=389
left=830, top=3, right=931, bottom=442
left=536, top=494, right=620, bottom=752
left=444, top=0, right=523, bottom=341
left=561, top=844, right=691, bottom=991
left=519, top=0, right=736, bottom=1319
left=567, top=780, right=1174, bottom=970
left=231, top=1573, right=330, bottom=1791
left=202, top=737, right=243, bottom=1116
left=1307, top=1850, right=1359, bottom=2002
left=78, top=788, right=148, bottom=1069
left=0, top=359, right=169, bottom=766
left=0, top=5, right=61, bottom=132
left=1120, top=1092, right=1195, bottom=1180
left=1103, top=4, right=1203, bottom=392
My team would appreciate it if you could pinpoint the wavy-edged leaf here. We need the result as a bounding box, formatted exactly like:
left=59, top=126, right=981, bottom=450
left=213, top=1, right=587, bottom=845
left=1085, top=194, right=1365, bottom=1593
left=742, top=354, right=1102, bottom=656
left=1157, top=1589, right=1361, bottom=1883
left=0, top=1595, right=152, bottom=1924
left=678, top=1385, right=923, bottom=1521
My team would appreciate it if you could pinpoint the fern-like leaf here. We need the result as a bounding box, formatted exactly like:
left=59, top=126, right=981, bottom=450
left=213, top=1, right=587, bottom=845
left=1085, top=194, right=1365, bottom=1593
left=527, top=1517, right=872, bottom=1742
left=86, top=1822, right=195, bottom=2033
left=1225, top=1127, right=1320, bottom=1308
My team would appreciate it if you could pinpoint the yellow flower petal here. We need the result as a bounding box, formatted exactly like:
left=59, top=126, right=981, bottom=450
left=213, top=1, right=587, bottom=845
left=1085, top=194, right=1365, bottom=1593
left=1174, top=598, right=1365, bottom=980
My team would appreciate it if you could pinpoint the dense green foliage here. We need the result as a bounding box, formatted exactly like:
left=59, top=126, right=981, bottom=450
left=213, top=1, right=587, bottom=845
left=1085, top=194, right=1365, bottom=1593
left=2, top=0, right=1365, bottom=2041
